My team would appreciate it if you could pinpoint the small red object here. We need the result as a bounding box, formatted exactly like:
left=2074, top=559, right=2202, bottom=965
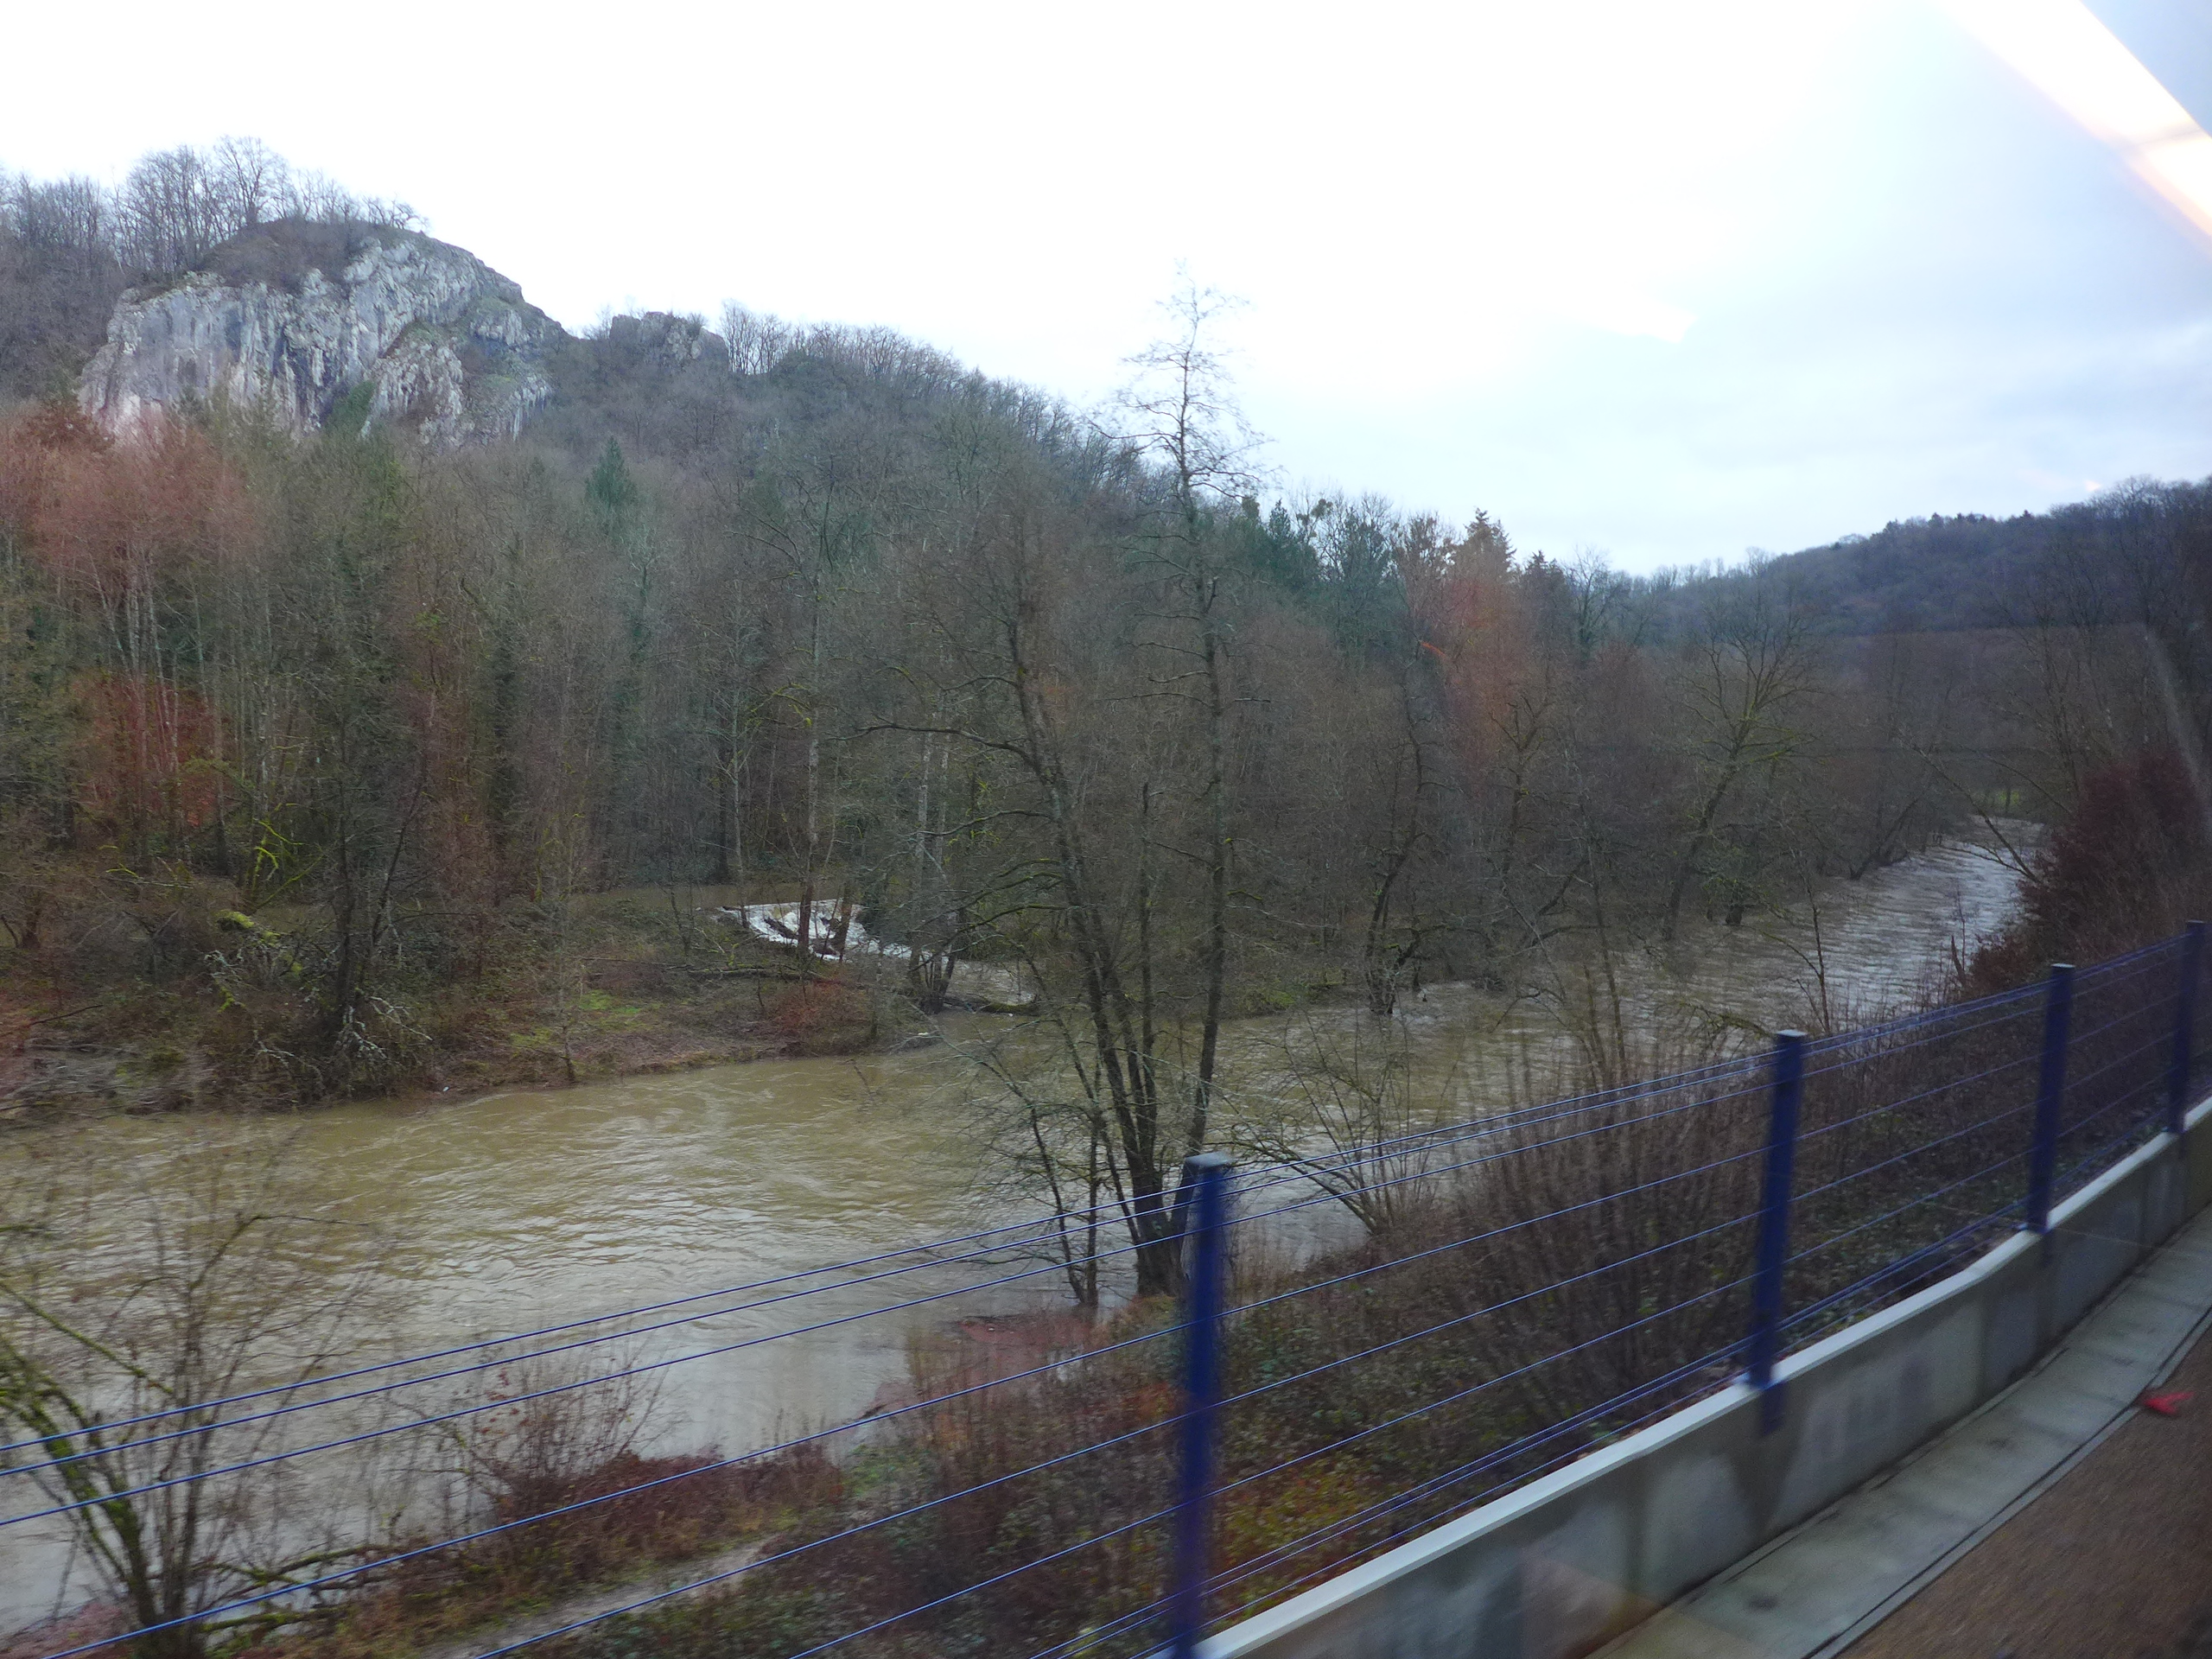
left=2139, top=1390, right=2193, bottom=1415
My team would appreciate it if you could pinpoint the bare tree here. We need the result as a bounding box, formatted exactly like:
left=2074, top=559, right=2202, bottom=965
left=1116, top=276, right=1264, bottom=1154
left=718, top=302, right=798, bottom=378
left=0, top=1128, right=397, bottom=1657
left=119, top=147, right=226, bottom=275
left=1662, top=560, right=1820, bottom=938
left=1230, top=1008, right=1453, bottom=1237
left=207, top=137, right=289, bottom=232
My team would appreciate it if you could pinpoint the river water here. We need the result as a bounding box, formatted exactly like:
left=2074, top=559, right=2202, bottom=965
left=0, top=832, right=2030, bottom=1630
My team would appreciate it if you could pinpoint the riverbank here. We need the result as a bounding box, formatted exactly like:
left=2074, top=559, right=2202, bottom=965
left=1, top=825, right=2034, bottom=1124
left=0, top=882, right=930, bottom=1122
left=0, top=969, right=900, bottom=1123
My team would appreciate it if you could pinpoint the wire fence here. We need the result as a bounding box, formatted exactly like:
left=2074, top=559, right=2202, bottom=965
left=3, top=925, right=2204, bottom=1659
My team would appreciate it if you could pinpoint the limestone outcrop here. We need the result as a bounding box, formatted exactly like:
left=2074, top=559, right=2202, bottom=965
left=606, top=309, right=721, bottom=370
left=78, top=227, right=565, bottom=448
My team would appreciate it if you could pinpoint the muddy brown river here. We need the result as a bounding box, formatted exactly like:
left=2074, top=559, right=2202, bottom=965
left=0, top=833, right=2030, bottom=1630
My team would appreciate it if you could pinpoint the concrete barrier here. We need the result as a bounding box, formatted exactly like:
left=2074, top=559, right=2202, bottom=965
left=1200, top=1096, right=2212, bottom=1659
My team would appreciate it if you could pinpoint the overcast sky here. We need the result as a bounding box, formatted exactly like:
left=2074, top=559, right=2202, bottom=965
left=4, top=0, right=2208, bottom=569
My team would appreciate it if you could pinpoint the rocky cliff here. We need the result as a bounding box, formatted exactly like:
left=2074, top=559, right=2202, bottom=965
left=77, top=226, right=565, bottom=448
left=606, top=308, right=720, bottom=368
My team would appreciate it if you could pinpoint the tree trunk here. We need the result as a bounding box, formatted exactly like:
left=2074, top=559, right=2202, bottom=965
left=1190, top=596, right=1229, bottom=1156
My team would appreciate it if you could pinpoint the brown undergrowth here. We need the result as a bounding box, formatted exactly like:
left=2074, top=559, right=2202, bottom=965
left=46, top=891, right=2192, bottom=1659
left=475, top=956, right=2177, bottom=1659
left=1963, top=746, right=2209, bottom=992
left=248, top=1373, right=842, bottom=1659
left=25, top=930, right=2165, bottom=1659
left=266, top=1447, right=839, bottom=1659
left=0, top=870, right=901, bottom=1120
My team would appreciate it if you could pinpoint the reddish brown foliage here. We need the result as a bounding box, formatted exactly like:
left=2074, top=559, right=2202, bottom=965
left=1404, top=519, right=1530, bottom=781
left=19, top=399, right=111, bottom=454
left=476, top=1446, right=840, bottom=1583
left=6, top=416, right=251, bottom=595
left=70, top=670, right=223, bottom=840
left=1, top=409, right=258, bottom=853
left=1967, top=747, right=2209, bottom=992
left=766, top=977, right=867, bottom=1042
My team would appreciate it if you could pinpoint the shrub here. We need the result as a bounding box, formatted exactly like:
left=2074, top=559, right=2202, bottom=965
left=1967, top=747, right=2208, bottom=991
left=764, top=977, right=868, bottom=1046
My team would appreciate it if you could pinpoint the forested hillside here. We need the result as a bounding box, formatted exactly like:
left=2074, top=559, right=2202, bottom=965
left=3, top=141, right=2209, bottom=1157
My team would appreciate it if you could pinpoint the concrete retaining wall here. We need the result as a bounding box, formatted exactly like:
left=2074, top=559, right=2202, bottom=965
left=1201, top=1096, right=2212, bottom=1659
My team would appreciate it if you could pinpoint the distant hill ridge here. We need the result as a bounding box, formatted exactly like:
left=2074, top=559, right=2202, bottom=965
left=6, top=144, right=2203, bottom=631
left=56, top=213, right=2206, bottom=639
left=1762, top=513, right=2055, bottom=632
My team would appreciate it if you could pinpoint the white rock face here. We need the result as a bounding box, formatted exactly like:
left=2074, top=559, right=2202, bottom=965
left=607, top=310, right=721, bottom=369
left=78, top=230, right=564, bottom=448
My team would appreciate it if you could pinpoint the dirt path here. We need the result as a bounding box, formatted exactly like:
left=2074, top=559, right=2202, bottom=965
left=0, top=1540, right=764, bottom=1659
left=1842, top=1320, right=2212, bottom=1659
left=416, top=1541, right=761, bottom=1659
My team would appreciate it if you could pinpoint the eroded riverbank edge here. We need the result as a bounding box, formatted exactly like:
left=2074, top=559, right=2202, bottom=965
left=0, top=950, right=938, bottom=1125
left=2, top=823, right=2039, bottom=1128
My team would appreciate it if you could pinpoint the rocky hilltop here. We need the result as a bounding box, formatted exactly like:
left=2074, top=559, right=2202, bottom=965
left=77, top=224, right=565, bottom=448
left=606, top=308, right=720, bottom=367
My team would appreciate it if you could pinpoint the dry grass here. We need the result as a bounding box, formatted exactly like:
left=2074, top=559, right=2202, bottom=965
left=267, top=1448, right=838, bottom=1659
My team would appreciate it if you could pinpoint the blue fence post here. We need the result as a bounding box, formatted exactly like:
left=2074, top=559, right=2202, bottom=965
left=1746, top=1030, right=1805, bottom=1435
left=2167, top=923, right=2205, bottom=1137
left=2027, top=963, right=2075, bottom=1241
left=1168, top=1153, right=1232, bottom=1659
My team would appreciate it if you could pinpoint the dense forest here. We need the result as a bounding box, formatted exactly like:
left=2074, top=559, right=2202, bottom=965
left=2, top=142, right=2209, bottom=1203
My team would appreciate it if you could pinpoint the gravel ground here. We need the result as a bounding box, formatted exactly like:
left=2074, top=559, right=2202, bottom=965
left=1843, top=1319, right=2212, bottom=1659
